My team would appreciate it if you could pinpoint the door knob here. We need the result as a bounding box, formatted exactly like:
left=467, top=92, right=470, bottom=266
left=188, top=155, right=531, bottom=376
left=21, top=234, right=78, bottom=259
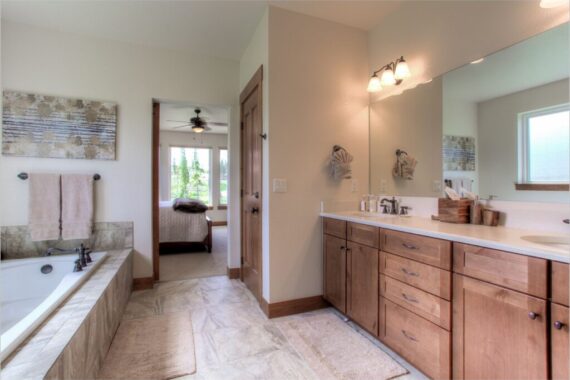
left=554, top=321, right=565, bottom=330
left=528, top=311, right=539, bottom=320
left=251, top=207, right=259, bottom=214
left=254, top=192, right=259, bottom=199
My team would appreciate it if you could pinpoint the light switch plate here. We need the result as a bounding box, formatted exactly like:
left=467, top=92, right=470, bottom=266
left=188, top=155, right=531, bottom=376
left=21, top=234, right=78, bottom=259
left=273, top=178, right=288, bottom=193
left=379, top=179, right=387, bottom=193
left=351, top=179, right=359, bottom=192
left=433, top=180, right=442, bottom=192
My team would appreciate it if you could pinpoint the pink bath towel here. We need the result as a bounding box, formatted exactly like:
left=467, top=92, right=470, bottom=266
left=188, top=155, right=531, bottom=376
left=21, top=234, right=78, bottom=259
left=28, top=173, right=61, bottom=241
left=61, top=174, right=94, bottom=240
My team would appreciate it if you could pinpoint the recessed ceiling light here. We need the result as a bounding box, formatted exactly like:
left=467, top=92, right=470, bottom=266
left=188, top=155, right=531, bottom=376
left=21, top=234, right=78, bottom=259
left=540, top=0, right=568, bottom=8
left=471, top=58, right=484, bottom=64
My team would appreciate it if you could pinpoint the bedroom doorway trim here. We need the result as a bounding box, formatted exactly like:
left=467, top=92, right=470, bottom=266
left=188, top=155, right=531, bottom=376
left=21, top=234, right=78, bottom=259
left=152, top=101, right=161, bottom=281
left=240, top=65, right=264, bottom=304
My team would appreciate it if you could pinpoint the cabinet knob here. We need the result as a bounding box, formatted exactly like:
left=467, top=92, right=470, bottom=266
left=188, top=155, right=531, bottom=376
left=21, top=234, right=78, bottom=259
left=528, top=312, right=539, bottom=320
left=554, top=321, right=565, bottom=330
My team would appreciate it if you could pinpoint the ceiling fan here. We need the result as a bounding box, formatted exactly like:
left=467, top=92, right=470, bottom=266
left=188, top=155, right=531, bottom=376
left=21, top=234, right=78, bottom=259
left=168, top=108, right=227, bottom=133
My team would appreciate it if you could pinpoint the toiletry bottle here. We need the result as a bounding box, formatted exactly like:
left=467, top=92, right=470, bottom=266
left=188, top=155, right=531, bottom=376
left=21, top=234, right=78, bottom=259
left=369, top=195, right=377, bottom=213
left=360, top=195, right=366, bottom=212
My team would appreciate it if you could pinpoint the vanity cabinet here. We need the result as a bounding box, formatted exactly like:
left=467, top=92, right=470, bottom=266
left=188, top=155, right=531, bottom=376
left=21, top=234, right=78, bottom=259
left=551, top=261, right=569, bottom=380
left=347, top=241, right=379, bottom=335
left=323, top=234, right=347, bottom=313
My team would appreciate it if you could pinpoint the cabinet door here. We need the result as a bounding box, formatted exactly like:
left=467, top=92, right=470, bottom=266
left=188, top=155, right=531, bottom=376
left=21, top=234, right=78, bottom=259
left=551, top=303, right=569, bottom=380
left=452, top=274, right=548, bottom=380
left=347, top=241, right=379, bottom=335
left=323, top=234, right=347, bottom=313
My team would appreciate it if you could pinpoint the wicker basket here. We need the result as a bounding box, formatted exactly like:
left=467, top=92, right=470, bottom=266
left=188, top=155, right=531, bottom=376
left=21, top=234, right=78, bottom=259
left=438, top=198, right=473, bottom=224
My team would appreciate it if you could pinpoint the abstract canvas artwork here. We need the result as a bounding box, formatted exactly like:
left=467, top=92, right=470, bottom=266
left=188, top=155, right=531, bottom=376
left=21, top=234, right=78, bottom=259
left=443, top=135, right=475, bottom=171
left=2, top=90, right=117, bottom=160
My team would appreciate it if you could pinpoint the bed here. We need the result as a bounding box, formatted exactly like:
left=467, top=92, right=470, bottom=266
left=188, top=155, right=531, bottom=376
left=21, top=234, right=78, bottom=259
left=159, top=201, right=212, bottom=253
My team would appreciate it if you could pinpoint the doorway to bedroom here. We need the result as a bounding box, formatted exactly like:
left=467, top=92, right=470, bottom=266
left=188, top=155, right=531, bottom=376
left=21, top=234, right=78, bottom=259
left=152, top=101, right=230, bottom=282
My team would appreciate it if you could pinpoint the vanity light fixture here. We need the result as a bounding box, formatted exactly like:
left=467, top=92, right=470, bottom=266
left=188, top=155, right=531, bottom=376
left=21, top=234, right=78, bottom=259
left=540, top=0, right=568, bottom=8
left=367, top=56, right=411, bottom=92
left=470, top=58, right=485, bottom=64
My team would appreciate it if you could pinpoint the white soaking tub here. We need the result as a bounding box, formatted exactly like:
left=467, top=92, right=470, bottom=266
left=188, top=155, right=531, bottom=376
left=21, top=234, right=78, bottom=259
left=0, top=251, right=107, bottom=361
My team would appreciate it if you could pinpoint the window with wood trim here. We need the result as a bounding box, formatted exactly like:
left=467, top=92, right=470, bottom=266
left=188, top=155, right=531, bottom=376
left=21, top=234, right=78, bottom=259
left=517, top=104, right=569, bottom=190
left=170, top=146, right=212, bottom=204
left=219, top=148, right=228, bottom=206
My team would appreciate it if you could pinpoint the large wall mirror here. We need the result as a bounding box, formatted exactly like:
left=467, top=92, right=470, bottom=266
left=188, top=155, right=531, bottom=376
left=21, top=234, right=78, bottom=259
left=370, top=22, right=569, bottom=203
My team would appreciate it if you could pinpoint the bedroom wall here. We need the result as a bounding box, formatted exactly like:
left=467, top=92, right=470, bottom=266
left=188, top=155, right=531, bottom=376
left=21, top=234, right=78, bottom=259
left=158, top=130, right=228, bottom=222
left=0, top=21, right=239, bottom=278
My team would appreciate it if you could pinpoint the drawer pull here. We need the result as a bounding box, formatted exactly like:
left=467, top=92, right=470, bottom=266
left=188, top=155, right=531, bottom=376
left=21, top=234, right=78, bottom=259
left=401, top=268, right=419, bottom=277
left=401, top=329, right=418, bottom=342
left=554, top=321, right=565, bottom=330
left=402, top=243, right=418, bottom=250
left=528, top=311, right=540, bottom=320
left=402, top=293, right=419, bottom=304
left=340, top=246, right=346, bottom=250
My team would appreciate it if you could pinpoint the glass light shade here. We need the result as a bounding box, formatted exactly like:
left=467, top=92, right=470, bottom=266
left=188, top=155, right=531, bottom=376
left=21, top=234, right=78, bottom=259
left=394, top=60, right=411, bottom=80
left=192, top=126, right=205, bottom=133
left=540, top=0, right=567, bottom=8
left=367, top=75, right=382, bottom=92
left=380, top=69, right=396, bottom=86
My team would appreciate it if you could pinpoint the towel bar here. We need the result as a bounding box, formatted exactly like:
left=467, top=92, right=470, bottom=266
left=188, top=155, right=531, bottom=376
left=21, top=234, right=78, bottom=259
left=17, top=172, right=101, bottom=180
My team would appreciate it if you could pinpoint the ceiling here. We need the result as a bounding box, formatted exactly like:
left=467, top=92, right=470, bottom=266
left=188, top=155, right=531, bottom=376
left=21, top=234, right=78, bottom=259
left=1, top=1, right=402, bottom=61
left=444, top=22, right=569, bottom=103
left=159, top=102, right=229, bottom=134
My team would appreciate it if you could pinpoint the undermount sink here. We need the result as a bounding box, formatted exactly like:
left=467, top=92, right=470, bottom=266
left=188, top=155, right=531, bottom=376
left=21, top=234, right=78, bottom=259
left=343, top=211, right=398, bottom=218
left=521, top=235, right=570, bottom=250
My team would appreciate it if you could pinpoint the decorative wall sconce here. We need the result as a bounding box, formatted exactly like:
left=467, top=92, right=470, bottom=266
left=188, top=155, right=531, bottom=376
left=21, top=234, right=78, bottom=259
left=367, top=56, right=411, bottom=92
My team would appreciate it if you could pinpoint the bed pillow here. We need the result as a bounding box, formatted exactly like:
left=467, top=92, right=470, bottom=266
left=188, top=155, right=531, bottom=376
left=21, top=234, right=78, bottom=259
left=172, top=198, right=209, bottom=213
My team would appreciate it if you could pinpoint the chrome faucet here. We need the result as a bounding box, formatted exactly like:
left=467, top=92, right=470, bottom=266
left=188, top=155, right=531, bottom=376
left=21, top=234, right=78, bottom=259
left=380, top=196, right=399, bottom=215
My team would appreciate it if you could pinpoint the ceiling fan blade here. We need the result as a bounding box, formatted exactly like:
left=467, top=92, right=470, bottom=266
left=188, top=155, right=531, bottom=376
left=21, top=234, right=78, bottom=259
left=167, top=120, right=190, bottom=123
left=173, top=124, right=192, bottom=129
left=208, top=122, right=228, bottom=126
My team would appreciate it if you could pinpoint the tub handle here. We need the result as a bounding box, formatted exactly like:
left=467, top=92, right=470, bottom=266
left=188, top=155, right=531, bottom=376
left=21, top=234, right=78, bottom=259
left=73, top=259, right=83, bottom=272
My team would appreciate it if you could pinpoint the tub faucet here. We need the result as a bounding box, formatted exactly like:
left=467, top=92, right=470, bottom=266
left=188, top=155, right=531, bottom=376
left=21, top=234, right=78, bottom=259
left=44, top=247, right=79, bottom=257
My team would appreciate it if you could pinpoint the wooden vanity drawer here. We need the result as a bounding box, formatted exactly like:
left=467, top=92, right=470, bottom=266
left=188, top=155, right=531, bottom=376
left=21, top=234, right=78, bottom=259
left=552, top=261, right=569, bottom=306
left=380, top=275, right=450, bottom=330
left=379, top=297, right=450, bottom=380
left=323, top=218, right=346, bottom=239
left=348, top=222, right=379, bottom=249
left=380, top=251, right=451, bottom=300
left=453, top=243, right=547, bottom=298
left=381, top=229, right=451, bottom=270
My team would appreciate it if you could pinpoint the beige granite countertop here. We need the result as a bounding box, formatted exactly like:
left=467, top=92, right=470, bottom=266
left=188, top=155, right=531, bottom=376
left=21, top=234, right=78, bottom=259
left=321, top=211, right=569, bottom=263
left=1, top=249, right=132, bottom=379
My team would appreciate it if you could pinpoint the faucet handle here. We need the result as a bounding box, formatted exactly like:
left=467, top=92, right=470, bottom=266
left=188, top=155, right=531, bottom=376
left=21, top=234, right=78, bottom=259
left=73, top=259, right=83, bottom=272
left=400, top=206, right=411, bottom=215
left=564, top=219, right=569, bottom=224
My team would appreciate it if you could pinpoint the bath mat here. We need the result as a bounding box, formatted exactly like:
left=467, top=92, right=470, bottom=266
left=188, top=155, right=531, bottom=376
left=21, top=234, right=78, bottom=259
left=275, top=312, right=408, bottom=380
left=97, top=312, right=196, bottom=380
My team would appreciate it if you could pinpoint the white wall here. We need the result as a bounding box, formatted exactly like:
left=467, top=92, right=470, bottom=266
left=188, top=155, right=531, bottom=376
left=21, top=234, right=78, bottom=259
left=159, top=130, right=228, bottom=222
left=267, top=7, right=369, bottom=302
left=0, top=21, right=239, bottom=278
left=368, top=1, right=569, bottom=102
left=478, top=79, right=570, bottom=203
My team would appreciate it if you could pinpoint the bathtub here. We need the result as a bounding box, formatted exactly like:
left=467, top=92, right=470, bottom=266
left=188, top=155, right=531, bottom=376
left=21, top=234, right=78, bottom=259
left=0, top=251, right=107, bottom=361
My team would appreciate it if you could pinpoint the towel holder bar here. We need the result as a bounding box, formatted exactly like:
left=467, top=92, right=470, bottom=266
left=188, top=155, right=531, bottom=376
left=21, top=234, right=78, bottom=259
left=17, top=172, right=101, bottom=180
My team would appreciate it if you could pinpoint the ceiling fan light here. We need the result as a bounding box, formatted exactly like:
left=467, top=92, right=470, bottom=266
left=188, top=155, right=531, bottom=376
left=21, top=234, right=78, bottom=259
left=380, top=69, right=396, bottom=86
left=394, top=58, right=411, bottom=80
left=367, top=75, right=382, bottom=92
left=192, top=126, right=205, bottom=133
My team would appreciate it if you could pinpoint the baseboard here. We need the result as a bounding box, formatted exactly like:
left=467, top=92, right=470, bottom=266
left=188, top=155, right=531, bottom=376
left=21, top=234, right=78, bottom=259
left=212, top=221, right=227, bottom=226
left=227, top=267, right=241, bottom=279
left=132, top=277, right=154, bottom=291
left=261, top=295, right=329, bottom=319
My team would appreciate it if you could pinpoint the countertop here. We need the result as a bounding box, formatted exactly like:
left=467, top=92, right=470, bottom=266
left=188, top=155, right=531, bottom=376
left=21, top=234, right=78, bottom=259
left=321, top=211, right=569, bottom=263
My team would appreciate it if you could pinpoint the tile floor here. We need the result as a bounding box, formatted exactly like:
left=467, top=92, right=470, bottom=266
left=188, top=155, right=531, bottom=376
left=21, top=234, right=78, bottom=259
left=159, top=226, right=228, bottom=281
left=117, top=275, right=426, bottom=380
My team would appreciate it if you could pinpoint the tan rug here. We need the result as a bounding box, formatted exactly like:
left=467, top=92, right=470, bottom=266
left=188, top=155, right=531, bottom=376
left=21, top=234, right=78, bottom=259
left=97, top=312, right=196, bottom=380
left=276, top=312, right=408, bottom=380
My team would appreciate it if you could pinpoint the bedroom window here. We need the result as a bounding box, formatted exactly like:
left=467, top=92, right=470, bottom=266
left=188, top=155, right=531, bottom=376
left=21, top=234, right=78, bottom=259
left=517, top=104, right=570, bottom=190
left=170, top=146, right=211, bottom=204
left=219, top=148, right=228, bottom=206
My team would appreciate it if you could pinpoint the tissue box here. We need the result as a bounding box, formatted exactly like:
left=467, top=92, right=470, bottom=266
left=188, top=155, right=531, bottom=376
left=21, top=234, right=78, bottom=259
left=438, top=198, right=473, bottom=224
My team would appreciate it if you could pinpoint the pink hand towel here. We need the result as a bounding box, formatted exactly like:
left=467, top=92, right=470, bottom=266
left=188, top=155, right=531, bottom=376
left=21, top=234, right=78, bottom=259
left=28, top=173, right=61, bottom=241
left=61, top=174, right=94, bottom=240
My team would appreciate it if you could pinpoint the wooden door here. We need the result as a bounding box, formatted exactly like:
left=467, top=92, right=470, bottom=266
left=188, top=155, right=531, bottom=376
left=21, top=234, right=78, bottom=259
left=323, top=234, right=347, bottom=313
left=347, top=241, right=379, bottom=335
left=551, top=303, right=569, bottom=380
left=240, top=66, right=263, bottom=303
left=452, top=274, right=548, bottom=380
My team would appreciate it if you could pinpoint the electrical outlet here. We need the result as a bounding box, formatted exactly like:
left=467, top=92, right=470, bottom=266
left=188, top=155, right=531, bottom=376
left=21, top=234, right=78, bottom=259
left=433, top=180, right=442, bottom=193
left=273, top=178, right=287, bottom=193
left=351, top=179, right=359, bottom=192
left=379, top=179, right=387, bottom=193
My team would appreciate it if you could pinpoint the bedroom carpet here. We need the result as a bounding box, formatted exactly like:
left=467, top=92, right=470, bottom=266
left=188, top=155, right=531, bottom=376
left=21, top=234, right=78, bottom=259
left=160, top=226, right=227, bottom=281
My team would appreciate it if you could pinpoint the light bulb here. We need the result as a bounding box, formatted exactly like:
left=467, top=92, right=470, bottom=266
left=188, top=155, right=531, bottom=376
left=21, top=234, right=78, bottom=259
left=192, top=126, right=205, bottom=133
left=540, top=0, right=567, bottom=8
left=367, top=75, right=382, bottom=92
left=380, top=69, right=396, bottom=86
left=394, top=59, right=411, bottom=80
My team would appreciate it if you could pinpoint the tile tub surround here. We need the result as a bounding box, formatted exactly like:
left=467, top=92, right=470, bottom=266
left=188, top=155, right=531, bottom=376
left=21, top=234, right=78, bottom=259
left=1, top=222, right=133, bottom=259
left=1, top=249, right=133, bottom=379
left=321, top=211, right=569, bottom=263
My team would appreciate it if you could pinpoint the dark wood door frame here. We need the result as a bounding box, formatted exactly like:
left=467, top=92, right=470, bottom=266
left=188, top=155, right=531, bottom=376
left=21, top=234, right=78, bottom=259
left=152, top=101, right=160, bottom=281
left=240, top=65, right=263, bottom=302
